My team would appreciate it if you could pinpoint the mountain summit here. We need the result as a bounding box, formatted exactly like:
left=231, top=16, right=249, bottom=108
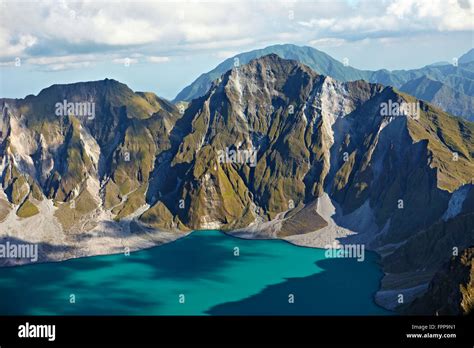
left=1, top=55, right=473, bottom=314
left=175, top=44, right=474, bottom=121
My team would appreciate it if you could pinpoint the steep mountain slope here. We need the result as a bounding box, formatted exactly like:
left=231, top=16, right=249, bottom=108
left=0, top=79, right=181, bottom=233
left=145, top=55, right=474, bottom=242
left=1, top=55, right=473, bottom=315
left=174, top=44, right=474, bottom=121
left=173, top=44, right=371, bottom=103
left=148, top=54, right=386, bottom=230
left=404, top=246, right=474, bottom=315
left=459, top=48, right=474, bottom=64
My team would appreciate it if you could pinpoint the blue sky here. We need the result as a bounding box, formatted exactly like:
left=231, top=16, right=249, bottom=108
left=1, top=0, right=473, bottom=100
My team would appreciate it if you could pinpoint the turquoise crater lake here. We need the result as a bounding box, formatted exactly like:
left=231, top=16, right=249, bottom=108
left=0, top=230, right=390, bottom=315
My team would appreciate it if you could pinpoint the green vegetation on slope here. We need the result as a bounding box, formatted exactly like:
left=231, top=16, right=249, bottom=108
left=16, top=199, right=39, bottom=218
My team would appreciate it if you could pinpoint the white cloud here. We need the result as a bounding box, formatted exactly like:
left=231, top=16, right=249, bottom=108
left=0, top=60, right=15, bottom=67
left=112, top=57, right=139, bottom=65
left=24, top=54, right=99, bottom=71
left=309, top=38, right=347, bottom=47
left=39, top=62, right=93, bottom=72
left=0, top=29, right=37, bottom=58
left=0, top=0, right=472, bottom=70
left=25, top=54, right=101, bottom=71
left=26, top=55, right=98, bottom=65
left=214, top=50, right=239, bottom=59
left=146, top=56, right=170, bottom=63
left=300, top=0, right=473, bottom=35
left=386, top=0, right=474, bottom=31
left=299, top=18, right=336, bottom=29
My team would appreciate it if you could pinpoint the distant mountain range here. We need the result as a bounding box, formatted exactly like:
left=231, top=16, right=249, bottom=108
left=459, top=48, right=474, bottom=64
left=1, top=54, right=473, bottom=315
left=174, top=44, right=474, bottom=121
left=400, top=76, right=474, bottom=121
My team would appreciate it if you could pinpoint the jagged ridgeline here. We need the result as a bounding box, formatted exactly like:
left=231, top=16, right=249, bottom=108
left=175, top=45, right=474, bottom=122
left=0, top=55, right=473, bottom=238
left=0, top=79, right=181, bottom=229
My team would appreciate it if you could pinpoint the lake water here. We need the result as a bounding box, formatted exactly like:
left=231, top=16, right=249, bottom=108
left=0, top=230, right=390, bottom=315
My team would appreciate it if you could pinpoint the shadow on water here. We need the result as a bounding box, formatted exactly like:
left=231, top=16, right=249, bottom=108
left=125, top=232, right=273, bottom=281
left=206, top=255, right=392, bottom=315
left=0, top=254, right=153, bottom=315
left=0, top=231, right=273, bottom=315
left=0, top=231, right=390, bottom=315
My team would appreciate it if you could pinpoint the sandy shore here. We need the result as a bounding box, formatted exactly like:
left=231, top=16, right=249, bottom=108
left=0, top=197, right=188, bottom=267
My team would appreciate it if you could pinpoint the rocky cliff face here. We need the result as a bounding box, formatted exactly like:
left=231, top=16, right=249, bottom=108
left=146, top=54, right=473, bottom=238
left=1, top=55, right=473, bottom=314
left=405, top=246, right=474, bottom=315
left=0, top=79, right=181, bottom=232
left=174, top=44, right=474, bottom=121
left=149, top=54, right=366, bottom=230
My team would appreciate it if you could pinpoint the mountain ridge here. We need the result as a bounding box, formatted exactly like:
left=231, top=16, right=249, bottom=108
left=174, top=44, right=474, bottom=121
left=1, top=54, right=473, bottom=315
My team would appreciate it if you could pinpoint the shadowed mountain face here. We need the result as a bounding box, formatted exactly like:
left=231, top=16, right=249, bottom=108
left=404, top=246, right=474, bottom=315
left=1, top=54, right=473, bottom=314
left=174, top=44, right=474, bottom=121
